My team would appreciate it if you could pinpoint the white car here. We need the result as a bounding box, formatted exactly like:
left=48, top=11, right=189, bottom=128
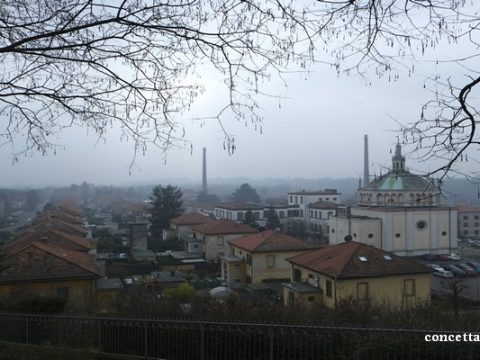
left=426, top=264, right=445, bottom=272
left=446, top=253, right=461, bottom=261
left=433, top=270, right=454, bottom=278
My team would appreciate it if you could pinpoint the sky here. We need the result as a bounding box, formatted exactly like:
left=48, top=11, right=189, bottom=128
left=1, top=4, right=478, bottom=188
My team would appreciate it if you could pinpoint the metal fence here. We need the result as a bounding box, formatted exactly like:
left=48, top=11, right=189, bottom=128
left=0, top=313, right=476, bottom=359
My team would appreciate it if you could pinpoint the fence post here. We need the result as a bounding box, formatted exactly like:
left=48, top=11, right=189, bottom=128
left=144, top=323, right=148, bottom=359
left=269, top=329, right=274, bottom=360
left=25, top=317, right=29, bottom=345
left=200, top=325, right=205, bottom=360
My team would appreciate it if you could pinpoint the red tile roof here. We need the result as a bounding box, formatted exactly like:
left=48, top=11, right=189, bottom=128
left=0, top=242, right=99, bottom=284
left=193, top=219, right=258, bottom=236
left=2, top=229, right=91, bottom=253
left=170, top=212, right=216, bottom=226
left=228, top=230, right=314, bottom=253
left=32, top=217, right=88, bottom=236
left=287, top=241, right=430, bottom=280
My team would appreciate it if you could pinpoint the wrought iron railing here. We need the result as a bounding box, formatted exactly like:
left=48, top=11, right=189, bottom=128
left=0, top=313, right=476, bottom=359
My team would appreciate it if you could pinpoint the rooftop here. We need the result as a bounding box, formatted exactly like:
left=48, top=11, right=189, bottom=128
left=287, top=241, right=431, bottom=280
left=170, top=212, right=216, bottom=226
left=228, top=230, right=314, bottom=253
left=193, top=219, right=258, bottom=236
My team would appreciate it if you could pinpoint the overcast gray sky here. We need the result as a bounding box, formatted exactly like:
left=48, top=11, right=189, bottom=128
left=1, top=6, right=478, bottom=188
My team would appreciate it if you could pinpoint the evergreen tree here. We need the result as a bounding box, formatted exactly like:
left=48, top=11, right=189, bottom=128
left=265, top=208, right=281, bottom=230
left=149, top=185, right=183, bottom=239
left=242, top=209, right=257, bottom=228
left=232, top=183, right=261, bottom=203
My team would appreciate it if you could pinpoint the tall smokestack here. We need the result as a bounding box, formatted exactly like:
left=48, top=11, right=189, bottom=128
left=202, top=147, right=207, bottom=194
left=363, top=135, right=369, bottom=187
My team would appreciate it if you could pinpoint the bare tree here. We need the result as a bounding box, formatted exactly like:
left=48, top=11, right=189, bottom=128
left=1, top=1, right=479, bottom=176
left=0, top=0, right=323, bottom=162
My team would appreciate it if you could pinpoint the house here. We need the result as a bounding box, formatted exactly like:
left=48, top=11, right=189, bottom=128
left=192, top=219, right=258, bottom=261
left=168, top=212, right=215, bottom=246
left=222, top=230, right=314, bottom=292
left=329, top=144, right=458, bottom=256
left=96, top=278, right=124, bottom=314
left=283, top=241, right=431, bottom=309
left=0, top=241, right=100, bottom=312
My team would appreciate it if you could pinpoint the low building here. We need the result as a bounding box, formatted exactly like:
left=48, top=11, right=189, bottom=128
left=168, top=212, right=215, bottom=246
left=0, top=241, right=99, bottom=312
left=457, top=205, right=480, bottom=239
left=283, top=241, right=431, bottom=309
left=222, top=230, right=313, bottom=292
left=192, top=219, right=258, bottom=261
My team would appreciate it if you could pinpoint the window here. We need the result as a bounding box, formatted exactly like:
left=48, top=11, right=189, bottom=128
left=416, top=220, right=427, bottom=230
left=441, top=231, right=447, bottom=236
left=464, top=223, right=469, bottom=228
left=300, top=196, right=303, bottom=204
left=475, top=230, right=479, bottom=235
left=464, top=230, right=469, bottom=235
left=475, top=215, right=479, bottom=220
left=237, top=212, right=244, bottom=221
left=266, top=255, right=275, bottom=268
left=295, top=195, right=298, bottom=204
left=326, top=280, right=333, bottom=298
left=475, top=223, right=479, bottom=227
left=217, top=236, right=224, bottom=246
left=403, top=279, right=416, bottom=297
left=367, top=233, right=373, bottom=238
left=289, top=195, right=293, bottom=203
left=307, top=295, right=315, bottom=302
left=246, top=254, right=252, bottom=265
left=356, top=282, right=369, bottom=300
left=333, top=197, right=337, bottom=201
left=293, top=269, right=302, bottom=282
left=464, top=215, right=468, bottom=220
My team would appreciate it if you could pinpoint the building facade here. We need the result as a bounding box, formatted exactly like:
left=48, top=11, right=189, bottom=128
left=329, top=144, right=458, bottom=256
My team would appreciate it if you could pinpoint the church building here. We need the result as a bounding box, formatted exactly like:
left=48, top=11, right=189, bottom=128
left=329, top=143, right=458, bottom=256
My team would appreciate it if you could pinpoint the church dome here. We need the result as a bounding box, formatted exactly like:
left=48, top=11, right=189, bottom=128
left=358, top=143, right=441, bottom=207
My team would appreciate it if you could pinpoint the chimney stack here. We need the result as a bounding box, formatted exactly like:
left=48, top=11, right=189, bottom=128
left=202, top=147, right=207, bottom=194
left=363, top=135, right=369, bottom=187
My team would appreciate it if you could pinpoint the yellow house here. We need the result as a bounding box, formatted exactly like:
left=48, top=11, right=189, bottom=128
left=283, top=241, right=431, bottom=309
left=0, top=241, right=99, bottom=312
left=222, top=230, right=314, bottom=292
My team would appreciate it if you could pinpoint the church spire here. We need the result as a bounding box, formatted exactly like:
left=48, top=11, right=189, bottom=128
left=392, top=140, right=405, bottom=171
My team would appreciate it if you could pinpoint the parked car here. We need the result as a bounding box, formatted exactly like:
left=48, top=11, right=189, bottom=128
left=433, top=270, right=454, bottom=278
left=435, top=254, right=449, bottom=261
left=426, top=264, right=445, bottom=272
left=420, top=253, right=434, bottom=261
left=457, top=263, right=477, bottom=277
left=446, top=253, right=461, bottom=261
left=445, top=264, right=466, bottom=277
left=466, top=262, right=480, bottom=273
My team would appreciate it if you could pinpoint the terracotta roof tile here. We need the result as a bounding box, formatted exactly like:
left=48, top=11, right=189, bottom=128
left=193, top=219, right=258, bottom=236
left=170, top=212, right=216, bottom=226
left=2, top=229, right=91, bottom=253
left=287, top=241, right=430, bottom=279
left=32, top=217, right=88, bottom=236
left=228, top=230, right=314, bottom=253
left=0, top=242, right=99, bottom=284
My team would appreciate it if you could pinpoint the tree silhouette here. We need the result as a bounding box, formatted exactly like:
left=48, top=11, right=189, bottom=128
left=149, top=185, right=183, bottom=239
left=265, top=207, right=281, bottom=230
left=232, top=183, right=260, bottom=204
left=1, top=1, right=479, bottom=176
